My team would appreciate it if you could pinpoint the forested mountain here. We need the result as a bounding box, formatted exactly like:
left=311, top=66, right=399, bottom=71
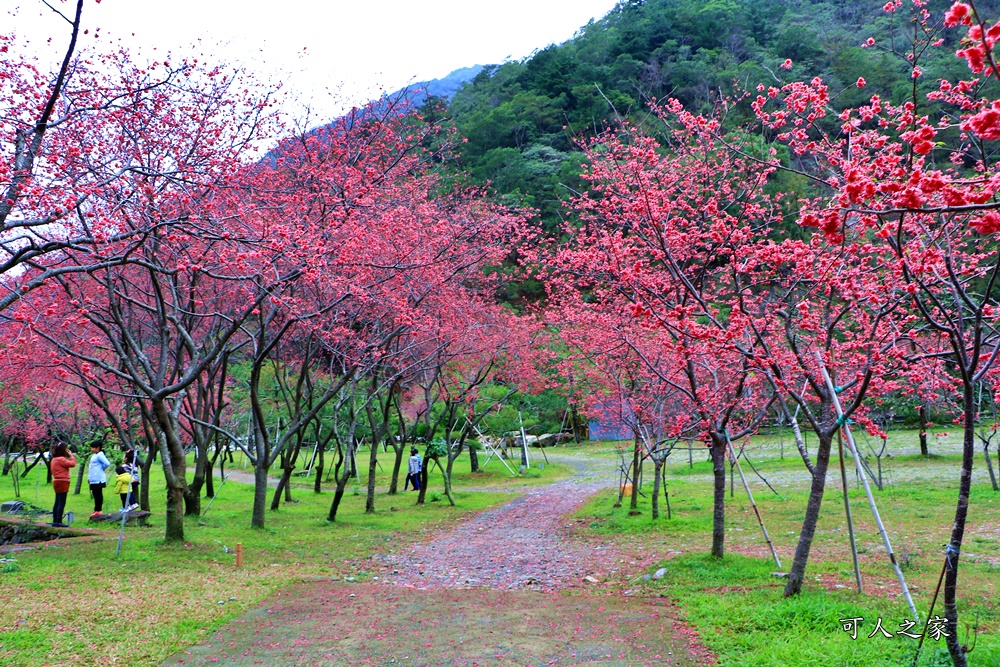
left=427, top=0, right=1000, bottom=230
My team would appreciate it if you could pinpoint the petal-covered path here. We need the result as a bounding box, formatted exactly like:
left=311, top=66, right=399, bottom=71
left=162, top=456, right=713, bottom=667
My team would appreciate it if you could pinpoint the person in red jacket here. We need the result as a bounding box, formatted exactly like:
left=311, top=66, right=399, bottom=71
left=50, top=443, right=76, bottom=527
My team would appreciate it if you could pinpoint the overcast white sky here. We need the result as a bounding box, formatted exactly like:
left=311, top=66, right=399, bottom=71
left=6, top=0, right=620, bottom=121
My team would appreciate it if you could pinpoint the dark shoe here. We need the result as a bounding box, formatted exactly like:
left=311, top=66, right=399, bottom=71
left=52, top=523, right=69, bottom=528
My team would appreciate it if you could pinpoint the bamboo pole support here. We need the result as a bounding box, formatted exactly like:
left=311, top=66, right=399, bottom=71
left=838, top=429, right=863, bottom=593
left=816, top=354, right=918, bottom=622
left=724, top=432, right=781, bottom=569
left=235, top=543, right=243, bottom=568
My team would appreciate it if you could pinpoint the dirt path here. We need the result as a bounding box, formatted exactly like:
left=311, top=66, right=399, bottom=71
left=162, top=454, right=712, bottom=667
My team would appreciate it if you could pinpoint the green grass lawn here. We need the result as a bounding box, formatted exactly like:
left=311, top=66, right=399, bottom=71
left=575, top=442, right=1000, bottom=667
left=0, top=453, right=552, bottom=667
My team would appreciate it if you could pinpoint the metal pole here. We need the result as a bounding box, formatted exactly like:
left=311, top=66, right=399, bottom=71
left=724, top=432, right=781, bottom=568
left=839, top=429, right=863, bottom=593
left=201, top=474, right=231, bottom=518
left=816, top=353, right=918, bottom=622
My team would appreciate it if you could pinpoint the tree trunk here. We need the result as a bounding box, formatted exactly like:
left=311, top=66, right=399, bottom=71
left=918, top=402, right=930, bottom=457
left=153, top=399, right=189, bottom=542
left=388, top=445, right=405, bottom=494
left=327, top=441, right=355, bottom=521
left=784, top=432, right=834, bottom=596
left=984, top=441, right=998, bottom=492
left=74, top=453, right=89, bottom=495
left=630, top=437, right=641, bottom=511
left=140, top=445, right=155, bottom=512
left=251, top=459, right=269, bottom=529
left=184, top=477, right=202, bottom=516
left=444, top=448, right=460, bottom=507
left=165, top=483, right=185, bottom=542
left=469, top=446, right=480, bottom=473
left=314, top=446, right=324, bottom=494
left=711, top=435, right=727, bottom=558
left=271, top=467, right=294, bottom=510
left=205, top=459, right=214, bottom=498
left=365, top=441, right=379, bottom=514
left=327, top=468, right=352, bottom=522
left=942, top=389, right=975, bottom=667
left=416, top=458, right=431, bottom=505
left=651, top=458, right=663, bottom=520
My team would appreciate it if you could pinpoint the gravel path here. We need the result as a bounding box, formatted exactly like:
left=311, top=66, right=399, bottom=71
left=381, top=455, right=620, bottom=592
left=162, top=454, right=715, bottom=666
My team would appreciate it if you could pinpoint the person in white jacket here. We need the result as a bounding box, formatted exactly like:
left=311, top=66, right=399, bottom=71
left=87, top=441, right=112, bottom=517
left=404, top=448, right=422, bottom=491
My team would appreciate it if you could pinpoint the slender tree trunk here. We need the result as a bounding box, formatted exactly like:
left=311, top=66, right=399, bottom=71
left=365, top=441, right=379, bottom=514
left=314, top=446, right=324, bottom=494
left=919, top=403, right=930, bottom=457
left=711, top=435, right=727, bottom=558
left=630, top=437, right=641, bottom=511
left=785, top=432, right=834, bottom=596
left=328, top=466, right=352, bottom=521
left=444, top=446, right=461, bottom=507
left=942, top=389, right=975, bottom=667
left=388, top=445, right=405, bottom=494
left=984, top=441, right=998, bottom=492
left=271, top=467, right=294, bottom=510
left=327, top=441, right=356, bottom=522
left=469, top=446, right=480, bottom=473
left=205, top=459, right=214, bottom=498
left=416, top=457, right=432, bottom=505
left=74, top=453, right=89, bottom=495
left=140, top=445, right=155, bottom=512
left=651, top=458, right=663, bottom=520
left=251, top=459, right=269, bottom=529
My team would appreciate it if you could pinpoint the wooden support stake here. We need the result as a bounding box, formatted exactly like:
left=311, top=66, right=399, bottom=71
left=724, top=433, right=781, bottom=569
left=235, top=543, right=243, bottom=568
left=839, top=429, right=863, bottom=593
left=816, top=353, right=918, bottom=622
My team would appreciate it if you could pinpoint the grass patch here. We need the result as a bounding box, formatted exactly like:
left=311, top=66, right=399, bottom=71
left=576, top=453, right=1000, bottom=666
left=0, top=462, right=519, bottom=667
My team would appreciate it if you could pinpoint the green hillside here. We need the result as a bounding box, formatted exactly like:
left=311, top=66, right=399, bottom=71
left=432, top=0, right=995, bottom=230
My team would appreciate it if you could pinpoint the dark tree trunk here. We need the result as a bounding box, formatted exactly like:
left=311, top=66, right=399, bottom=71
left=251, top=459, right=269, bottom=529
left=651, top=458, right=664, bottom=520
left=942, top=389, right=975, bottom=667
left=983, top=441, right=998, bottom=492
left=918, top=403, right=930, bottom=457
left=365, top=441, right=379, bottom=513
left=327, top=469, right=352, bottom=522
left=184, top=477, right=202, bottom=516
left=205, top=460, right=214, bottom=498
left=630, top=438, right=641, bottom=510
left=74, top=453, right=89, bottom=495
left=710, top=436, right=727, bottom=558
left=388, top=445, right=405, bottom=494
left=784, top=432, right=834, bottom=596
left=165, top=483, right=185, bottom=542
left=416, top=458, right=431, bottom=505
left=140, top=445, right=155, bottom=512
left=271, top=467, right=294, bottom=510
left=313, top=446, right=324, bottom=494
left=469, top=446, right=480, bottom=473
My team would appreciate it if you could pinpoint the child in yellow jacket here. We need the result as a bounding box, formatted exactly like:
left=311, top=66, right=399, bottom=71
left=114, top=465, right=133, bottom=510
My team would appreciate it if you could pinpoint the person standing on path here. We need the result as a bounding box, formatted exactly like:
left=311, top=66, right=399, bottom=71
left=404, top=447, right=422, bottom=491
left=87, top=441, right=112, bottom=517
left=50, top=444, right=76, bottom=527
